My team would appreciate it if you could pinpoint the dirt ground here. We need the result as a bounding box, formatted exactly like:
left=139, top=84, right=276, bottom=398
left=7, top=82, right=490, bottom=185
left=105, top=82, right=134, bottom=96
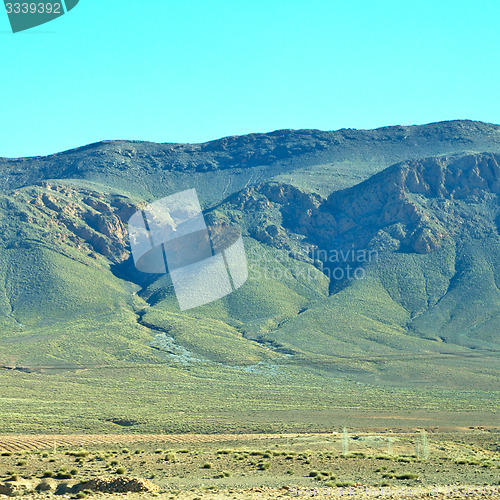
left=0, top=429, right=498, bottom=499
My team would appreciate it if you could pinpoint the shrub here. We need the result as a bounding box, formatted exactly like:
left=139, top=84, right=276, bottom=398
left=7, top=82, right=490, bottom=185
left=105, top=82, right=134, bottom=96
left=9, top=474, right=19, bottom=481
left=43, top=470, right=54, bottom=478
left=110, top=460, right=119, bottom=466
left=58, top=473, right=73, bottom=479
left=70, top=468, right=78, bottom=475
left=309, top=470, right=319, bottom=477
left=121, top=449, right=130, bottom=454
left=116, top=467, right=125, bottom=475
left=165, top=452, right=176, bottom=462
left=258, top=462, right=270, bottom=470
left=395, top=473, right=419, bottom=480
left=202, top=462, right=213, bottom=469
left=16, top=460, right=26, bottom=466
left=76, top=493, right=87, bottom=499
left=287, top=470, right=294, bottom=475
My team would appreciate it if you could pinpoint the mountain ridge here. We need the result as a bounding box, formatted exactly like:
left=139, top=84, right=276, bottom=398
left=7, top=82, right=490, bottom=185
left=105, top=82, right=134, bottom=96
left=2, top=120, right=500, bottom=204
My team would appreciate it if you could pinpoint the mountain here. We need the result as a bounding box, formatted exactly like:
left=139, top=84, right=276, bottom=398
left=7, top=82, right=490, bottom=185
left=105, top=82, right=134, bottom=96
left=0, top=120, right=498, bottom=434
left=2, top=120, right=500, bottom=203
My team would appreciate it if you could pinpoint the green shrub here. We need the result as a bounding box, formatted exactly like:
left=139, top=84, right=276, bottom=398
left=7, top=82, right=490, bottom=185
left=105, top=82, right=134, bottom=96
left=121, top=449, right=130, bottom=454
left=116, top=467, right=125, bottom=475
left=202, top=462, right=213, bottom=469
left=165, top=452, right=176, bottom=462
left=258, top=462, right=270, bottom=470
left=395, top=473, right=419, bottom=480
left=43, top=471, right=54, bottom=478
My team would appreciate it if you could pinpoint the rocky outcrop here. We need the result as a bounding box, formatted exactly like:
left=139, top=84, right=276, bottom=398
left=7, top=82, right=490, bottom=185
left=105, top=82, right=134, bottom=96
left=228, top=153, right=500, bottom=257
left=0, top=479, right=33, bottom=496
left=8, top=183, right=140, bottom=264
left=80, top=476, right=159, bottom=493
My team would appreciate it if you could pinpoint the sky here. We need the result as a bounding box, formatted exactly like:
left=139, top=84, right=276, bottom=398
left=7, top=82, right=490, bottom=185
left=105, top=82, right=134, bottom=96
left=1, top=0, right=499, bottom=158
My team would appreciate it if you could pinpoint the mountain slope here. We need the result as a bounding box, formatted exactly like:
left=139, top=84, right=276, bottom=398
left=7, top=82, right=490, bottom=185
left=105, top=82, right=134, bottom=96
left=0, top=122, right=499, bottom=433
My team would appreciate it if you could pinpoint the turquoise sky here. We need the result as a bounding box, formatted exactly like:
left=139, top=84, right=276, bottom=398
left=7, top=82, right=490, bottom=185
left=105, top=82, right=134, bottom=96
left=1, top=0, right=499, bottom=157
